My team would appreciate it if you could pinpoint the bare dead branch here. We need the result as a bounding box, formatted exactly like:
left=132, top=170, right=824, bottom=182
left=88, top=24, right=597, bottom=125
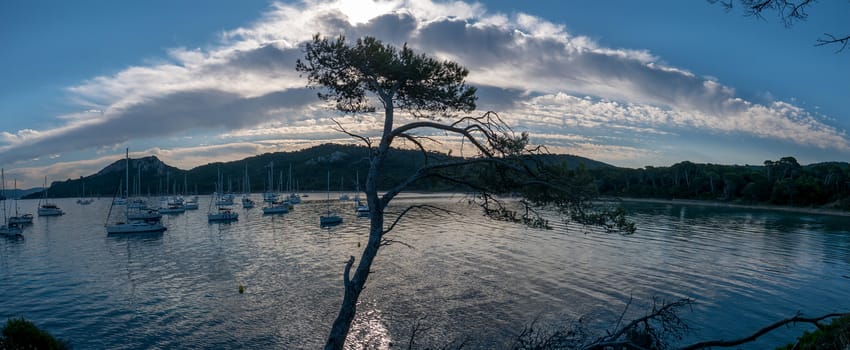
left=581, top=298, right=692, bottom=350
left=678, top=312, right=849, bottom=350
left=331, top=118, right=372, bottom=148
left=611, top=294, right=634, bottom=337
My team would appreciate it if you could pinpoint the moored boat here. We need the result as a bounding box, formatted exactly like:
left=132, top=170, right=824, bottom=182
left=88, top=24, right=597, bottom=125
left=105, top=149, right=167, bottom=234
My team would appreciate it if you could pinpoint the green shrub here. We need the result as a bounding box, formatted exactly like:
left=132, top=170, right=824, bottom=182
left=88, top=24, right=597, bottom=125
left=776, top=314, right=850, bottom=350
left=1, top=317, right=70, bottom=350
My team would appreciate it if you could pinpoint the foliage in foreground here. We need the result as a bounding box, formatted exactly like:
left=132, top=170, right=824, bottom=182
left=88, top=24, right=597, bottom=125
left=1, top=317, right=69, bottom=350
left=776, top=314, right=850, bottom=350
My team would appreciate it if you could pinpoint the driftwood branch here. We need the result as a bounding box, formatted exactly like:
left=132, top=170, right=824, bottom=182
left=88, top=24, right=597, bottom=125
left=678, top=312, right=849, bottom=350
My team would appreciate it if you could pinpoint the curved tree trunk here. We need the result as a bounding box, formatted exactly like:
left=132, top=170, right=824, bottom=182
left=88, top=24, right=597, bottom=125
left=324, top=104, right=394, bottom=350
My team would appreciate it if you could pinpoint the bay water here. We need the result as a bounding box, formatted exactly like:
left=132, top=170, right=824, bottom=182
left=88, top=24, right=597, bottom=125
left=1, top=195, right=848, bottom=348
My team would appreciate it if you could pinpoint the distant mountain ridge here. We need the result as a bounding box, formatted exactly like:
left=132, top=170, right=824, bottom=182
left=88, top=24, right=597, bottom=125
left=24, top=143, right=612, bottom=199
left=1, top=188, right=44, bottom=200
left=96, top=155, right=180, bottom=177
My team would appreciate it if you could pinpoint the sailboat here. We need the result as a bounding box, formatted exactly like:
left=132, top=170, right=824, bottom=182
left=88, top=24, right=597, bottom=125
left=208, top=169, right=238, bottom=222
left=183, top=174, right=199, bottom=210
left=338, top=176, right=350, bottom=201
left=37, top=176, right=64, bottom=216
left=105, top=149, right=167, bottom=234
left=9, top=178, right=33, bottom=225
left=184, top=195, right=199, bottom=210
left=262, top=161, right=279, bottom=203
left=1, top=169, right=24, bottom=236
left=320, top=171, right=343, bottom=227
left=286, top=164, right=301, bottom=204
left=241, top=164, right=255, bottom=209
left=112, top=179, right=127, bottom=205
left=354, top=170, right=369, bottom=217
left=76, top=182, right=94, bottom=205
left=262, top=163, right=288, bottom=214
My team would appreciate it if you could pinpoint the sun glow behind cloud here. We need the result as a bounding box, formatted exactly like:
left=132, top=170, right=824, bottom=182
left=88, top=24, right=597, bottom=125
left=1, top=0, right=848, bottom=187
left=334, top=0, right=397, bottom=24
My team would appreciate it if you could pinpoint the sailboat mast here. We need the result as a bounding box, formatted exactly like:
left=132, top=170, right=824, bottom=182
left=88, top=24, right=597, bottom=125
left=326, top=171, right=330, bottom=214
left=125, top=148, right=129, bottom=198
left=14, top=178, right=19, bottom=216
left=2, top=169, right=6, bottom=223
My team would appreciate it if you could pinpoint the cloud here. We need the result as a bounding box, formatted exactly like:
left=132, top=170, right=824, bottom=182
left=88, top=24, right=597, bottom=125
left=1, top=0, right=846, bottom=178
left=0, top=88, right=316, bottom=164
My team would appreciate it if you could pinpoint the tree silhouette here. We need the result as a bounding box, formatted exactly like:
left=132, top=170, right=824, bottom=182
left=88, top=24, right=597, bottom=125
left=296, top=34, right=632, bottom=350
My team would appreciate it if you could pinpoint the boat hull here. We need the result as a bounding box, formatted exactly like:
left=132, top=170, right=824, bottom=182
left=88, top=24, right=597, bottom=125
left=106, top=222, right=167, bottom=234
left=208, top=212, right=238, bottom=221
left=320, top=215, right=343, bottom=226
left=262, top=206, right=289, bottom=214
left=0, top=224, right=23, bottom=236
left=38, top=207, right=64, bottom=216
left=9, top=215, right=33, bottom=224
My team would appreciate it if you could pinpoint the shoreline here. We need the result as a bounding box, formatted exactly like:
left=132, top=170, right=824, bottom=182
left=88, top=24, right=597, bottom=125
left=607, top=196, right=850, bottom=217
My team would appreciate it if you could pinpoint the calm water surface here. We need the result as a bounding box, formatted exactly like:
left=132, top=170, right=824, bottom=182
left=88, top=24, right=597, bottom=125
left=1, top=195, right=849, bottom=349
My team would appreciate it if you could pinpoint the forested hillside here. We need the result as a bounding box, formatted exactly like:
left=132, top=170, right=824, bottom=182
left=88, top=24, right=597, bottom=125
left=593, top=157, right=850, bottom=209
left=24, top=144, right=609, bottom=199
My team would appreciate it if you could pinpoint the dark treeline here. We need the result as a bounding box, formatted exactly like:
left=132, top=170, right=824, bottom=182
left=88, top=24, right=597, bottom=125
left=592, top=156, right=850, bottom=209
left=23, top=144, right=608, bottom=199
left=24, top=147, right=850, bottom=211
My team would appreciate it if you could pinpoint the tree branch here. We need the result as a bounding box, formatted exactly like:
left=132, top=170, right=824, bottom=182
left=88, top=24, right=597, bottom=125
left=396, top=132, right=435, bottom=162
left=816, top=33, right=850, bottom=52
left=389, top=121, right=494, bottom=158
left=343, top=256, right=355, bottom=287
left=678, top=312, right=849, bottom=350
left=331, top=118, right=372, bottom=148
left=595, top=298, right=692, bottom=347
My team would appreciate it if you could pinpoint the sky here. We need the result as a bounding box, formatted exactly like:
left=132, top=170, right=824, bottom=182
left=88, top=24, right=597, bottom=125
left=1, top=0, right=848, bottom=188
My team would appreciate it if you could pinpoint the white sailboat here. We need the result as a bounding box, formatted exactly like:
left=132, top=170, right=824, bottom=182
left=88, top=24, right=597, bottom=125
left=184, top=196, right=199, bottom=210
left=9, top=178, right=33, bottom=225
left=262, top=163, right=288, bottom=214
left=354, top=171, right=369, bottom=217
left=1, top=169, right=24, bottom=236
left=241, top=164, right=255, bottom=209
left=76, top=182, right=94, bottom=205
left=105, top=149, right=167, bottom=234
left=158, top=198, right=186, bottom=214
left=37, top=176, right=64, bottom=216
left=262, top=161, right=279, bottom=203
left=112, top=179, right=127, bottom=205
left=338, top=176, right=350, bottom=201
left=287, top=164, right=301, bottom=204
left=320, top=171, right=343, bottom=227
left=208, top=169, right=238, bottom=222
